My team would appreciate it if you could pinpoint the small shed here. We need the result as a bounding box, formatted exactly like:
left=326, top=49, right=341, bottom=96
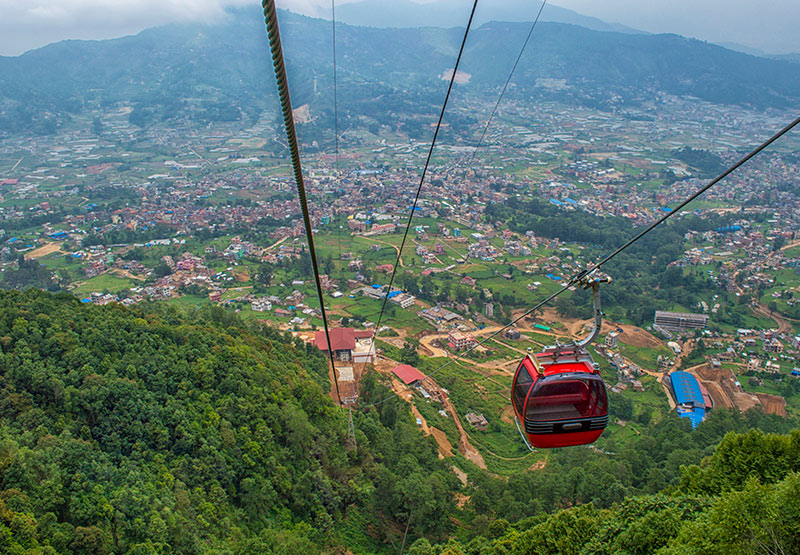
left=392, top=364, right=426, bottom=386
left=465, top=412, right=488, bottom=431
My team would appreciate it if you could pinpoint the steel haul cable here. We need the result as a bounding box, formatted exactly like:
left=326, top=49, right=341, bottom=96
left=374, top=0, right=549, bottom=291
left=371, top=0, right=480, bottom=352
left=331, top=0, right=345, bottom=289
left=465, top=0, right=547, bottom=171
left=363, top=115, right=800, bottom=408
left=262, top=0, right=341, bottom=404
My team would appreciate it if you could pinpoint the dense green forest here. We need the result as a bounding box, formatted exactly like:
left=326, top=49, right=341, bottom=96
left=0, top=289, right=456, bottom=553
left=0, top=289, right=798, bottom=554
left=671, top=147, right=726, bottom=177
left=409, top=429, right=800, bottom=554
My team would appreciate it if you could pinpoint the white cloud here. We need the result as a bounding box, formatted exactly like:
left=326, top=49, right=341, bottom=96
left=0, top=0, right=366, bottom=54
left=0, top=0, right=253, bottom=55
left=551, top=0, right=800, bottom=54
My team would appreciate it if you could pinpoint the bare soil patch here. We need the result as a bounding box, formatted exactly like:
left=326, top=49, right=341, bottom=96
left=529, top=452, right=549, bottom=471
left=500, top=405, right=515, bottom=424
left=755, top=393, right=787, bottom=417
left=609, top=323, right=663, bottom=349
left=25, top=242, right=62, bottom=260
left=690, top=364, right=780, bottom=414
left=431, top=427, right=454, bottom=458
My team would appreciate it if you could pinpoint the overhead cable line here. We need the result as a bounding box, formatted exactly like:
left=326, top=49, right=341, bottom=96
left=419, top=0, right=547, bottom=270
left=465, top=0, right=547, bottom=170
left=331, top=0, right=345, bottom=287
left=365, top=115, right=800, bottom=408
left=371, top=0, right=480, bottom=349
left=261, top=0, right=342, bottom=404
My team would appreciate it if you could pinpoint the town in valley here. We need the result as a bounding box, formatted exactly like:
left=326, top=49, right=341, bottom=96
left=1, top=78, right=799, bottom=472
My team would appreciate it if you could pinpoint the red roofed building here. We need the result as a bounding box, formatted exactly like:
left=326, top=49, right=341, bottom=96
left=371, top=223, right=396, bottom=234
left=392, top=364, right=426, bottom=385
left=314, top=327, right=375, bottom=363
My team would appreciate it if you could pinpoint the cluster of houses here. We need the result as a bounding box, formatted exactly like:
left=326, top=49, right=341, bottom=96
left=706, top=328, right=798, bottom=376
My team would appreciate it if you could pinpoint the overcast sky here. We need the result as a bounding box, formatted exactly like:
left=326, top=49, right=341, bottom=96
left=1, top=0, right=798, bottom=56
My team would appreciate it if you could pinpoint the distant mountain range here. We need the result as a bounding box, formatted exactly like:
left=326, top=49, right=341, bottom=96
left=334, top=0, right=644, bottom=34
left=0, top=7, right=798, bottom=136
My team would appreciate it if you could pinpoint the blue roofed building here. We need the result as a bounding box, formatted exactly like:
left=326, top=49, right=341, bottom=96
left=669, top=371, right=707, bottom=428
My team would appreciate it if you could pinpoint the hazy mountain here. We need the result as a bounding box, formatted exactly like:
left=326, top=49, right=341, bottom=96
left=715, top=42, right=768, bottom=57
left=334, top=0, right=644, bottom=34
left=1, top=8, right=798, bottom=136
left=771, top=53, right=800, bottom=64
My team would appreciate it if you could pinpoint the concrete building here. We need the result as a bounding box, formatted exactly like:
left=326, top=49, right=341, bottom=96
left=764, top=339, right=784, bottom=354
left=654, top=310, right=709, bottom=332
left=448, top=330, right=476, bottom=351
left=465, top=412, right=488, bottom=431
left=389, top=292, right=416, bottom=309
left=251, top=298, right=272, bottom=312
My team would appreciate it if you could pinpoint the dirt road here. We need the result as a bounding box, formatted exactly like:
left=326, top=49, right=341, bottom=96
left=374, top=355, right=486, bottom=468
left=264, top=235, right=289, bottom=252
left=367, top=237, right=405, bottom=267
left=780, top=239, right=800, bottom=253
left=418, top=332, right=449, bottom=358
left=25, top=241, right=62, bottom=260
left=409, top=404, right=453, bottom=458
left=673, top=339, right=695, bottom=370
left=753, top=302, right=792, bottom=335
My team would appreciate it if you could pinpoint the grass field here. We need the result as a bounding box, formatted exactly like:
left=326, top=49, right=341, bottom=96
left=73, top=274, right=135, bottom=296
left=618, top=342, right=672, bottom=370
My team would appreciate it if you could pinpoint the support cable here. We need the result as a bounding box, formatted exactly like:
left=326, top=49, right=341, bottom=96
left=371, top=0, right=480, bottom=352
left=465, top=0, right=547, bottom=171
left=331, top=0, right=346, bottom=288
left=365, top=115, right=799, bottom=408
left=262, top=0, right=342, bottom=404
left=397, top=0, right=546, bottom=275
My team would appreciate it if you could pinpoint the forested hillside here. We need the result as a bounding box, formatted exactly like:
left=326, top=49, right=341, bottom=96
left=409, top=429, right=800, bottom=554
left=0, top=289, right=798, bottom=553
left=0, top=289, right=456, bottom=553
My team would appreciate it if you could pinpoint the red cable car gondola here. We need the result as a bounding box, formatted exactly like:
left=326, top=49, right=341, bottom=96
left=511, top=275, right=609, bottom=449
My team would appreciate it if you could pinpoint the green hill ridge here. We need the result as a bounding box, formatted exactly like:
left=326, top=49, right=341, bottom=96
left=2, top=9, right=799, bottom=136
